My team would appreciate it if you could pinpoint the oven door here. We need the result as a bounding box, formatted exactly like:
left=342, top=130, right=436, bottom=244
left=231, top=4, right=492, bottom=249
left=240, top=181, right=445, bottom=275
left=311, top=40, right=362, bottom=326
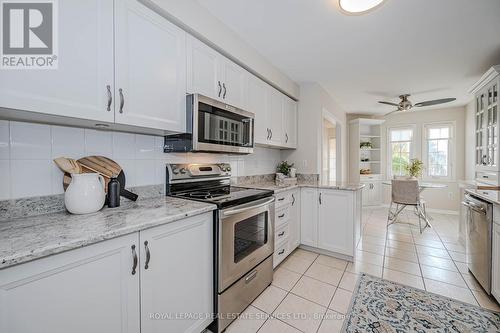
left=193, top=94, right=254, bottom=154
left=219, top=197, right=275, bottom=292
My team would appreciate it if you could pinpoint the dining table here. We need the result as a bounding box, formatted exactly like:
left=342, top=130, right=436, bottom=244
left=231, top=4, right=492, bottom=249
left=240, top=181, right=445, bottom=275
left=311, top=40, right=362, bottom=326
left=382, top=180, right=448, bottom=228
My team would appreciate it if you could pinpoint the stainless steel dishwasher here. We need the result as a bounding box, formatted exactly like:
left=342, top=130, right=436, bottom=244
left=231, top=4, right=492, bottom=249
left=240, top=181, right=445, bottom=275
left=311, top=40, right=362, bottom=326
left=462, top=193, right=493, bottom=294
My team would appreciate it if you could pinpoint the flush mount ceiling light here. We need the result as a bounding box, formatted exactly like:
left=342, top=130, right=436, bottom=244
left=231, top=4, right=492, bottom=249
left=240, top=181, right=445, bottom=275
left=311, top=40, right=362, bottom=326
left=338, top=0, right=386, bottom=15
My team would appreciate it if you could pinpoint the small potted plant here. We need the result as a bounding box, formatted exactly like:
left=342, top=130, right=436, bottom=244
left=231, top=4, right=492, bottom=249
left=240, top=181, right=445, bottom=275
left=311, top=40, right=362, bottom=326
left=404, top=158, right=424, bottom=179
left=360, top=142, right=373, bottom=150
left=276, top=161, right=296, bottom=186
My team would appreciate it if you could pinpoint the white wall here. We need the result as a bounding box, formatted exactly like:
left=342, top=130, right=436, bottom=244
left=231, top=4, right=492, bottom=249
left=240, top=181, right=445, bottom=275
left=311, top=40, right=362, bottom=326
left=146, top=0, right=299, bottom=99
left=282, top=82, right=348, bottom=181
left=0, top=120, right=281, bottom=200
left=379, top=106, right=467, bottom=212
left=464, top=100, right=476, bottom=180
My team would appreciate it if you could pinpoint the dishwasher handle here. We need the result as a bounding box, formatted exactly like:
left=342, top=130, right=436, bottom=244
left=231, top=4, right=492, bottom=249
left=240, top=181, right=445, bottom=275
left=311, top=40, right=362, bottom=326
left=462, top=201, right=487, bottom=215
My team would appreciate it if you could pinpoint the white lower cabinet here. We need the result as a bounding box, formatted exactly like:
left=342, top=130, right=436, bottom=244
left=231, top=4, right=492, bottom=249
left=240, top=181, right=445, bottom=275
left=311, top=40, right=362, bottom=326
left=492, top=223, right=500, bottom=302
left=0, top=212, right=213, bottom=333
left=140, top=213, right=213, bottom=333
left=273, top=189, right=301, bottom=268
left=0, top=233, right=140, bottom=333
left=299, top=188, right=361, bottom=258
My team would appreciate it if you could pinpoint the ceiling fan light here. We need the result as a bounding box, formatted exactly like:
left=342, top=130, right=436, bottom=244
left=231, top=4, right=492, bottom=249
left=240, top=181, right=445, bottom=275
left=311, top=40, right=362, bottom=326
left=338, top=0, right=386, bottom=15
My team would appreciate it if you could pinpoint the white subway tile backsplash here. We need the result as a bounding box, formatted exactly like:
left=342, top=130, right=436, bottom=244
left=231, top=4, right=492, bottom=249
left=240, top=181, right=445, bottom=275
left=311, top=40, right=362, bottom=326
left=135, top=134, right=156, bottom=159
left=0, top=120, right=9, bottom=159
left=10, top=122, right=51, bottom=159
left=0, top=121, right=282, bottom=200
left=11, top=160, right=53, bottom=199
left=112, top=132, right=135, bottom=159
left=51, top=126, right=85, bottom=158
left=135, top=160, right=156, bottom=186
left=0, top=160, right=10, bottom=199
left=85, top=129, right=112, bottom=156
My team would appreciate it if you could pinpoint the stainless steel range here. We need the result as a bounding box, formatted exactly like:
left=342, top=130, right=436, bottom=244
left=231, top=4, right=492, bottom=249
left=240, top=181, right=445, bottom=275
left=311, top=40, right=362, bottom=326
left=166, top=163, right=275, bottom=332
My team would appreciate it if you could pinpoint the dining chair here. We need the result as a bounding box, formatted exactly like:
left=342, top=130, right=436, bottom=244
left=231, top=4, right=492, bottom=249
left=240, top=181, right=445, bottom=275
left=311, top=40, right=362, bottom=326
left=387, top=179, right=427, bottom=233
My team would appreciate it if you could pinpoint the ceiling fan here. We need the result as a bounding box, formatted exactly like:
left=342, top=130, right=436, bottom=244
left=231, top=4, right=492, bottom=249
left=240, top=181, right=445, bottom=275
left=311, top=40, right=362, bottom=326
left=379, top=94, right=456, bottom=116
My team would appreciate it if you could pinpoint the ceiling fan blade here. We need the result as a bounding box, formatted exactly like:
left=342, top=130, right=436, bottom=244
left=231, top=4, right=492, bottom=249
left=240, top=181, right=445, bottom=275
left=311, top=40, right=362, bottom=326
left=378, top=101, right=399, bottom=107
left=383, top=110, right=403, bottom=117
left=414, top=98, right=456, bottom=107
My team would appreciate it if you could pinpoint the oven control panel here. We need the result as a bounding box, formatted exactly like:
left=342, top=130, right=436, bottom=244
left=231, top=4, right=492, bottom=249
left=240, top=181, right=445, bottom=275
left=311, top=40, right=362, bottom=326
left=167, top=163, right=231, bottom=181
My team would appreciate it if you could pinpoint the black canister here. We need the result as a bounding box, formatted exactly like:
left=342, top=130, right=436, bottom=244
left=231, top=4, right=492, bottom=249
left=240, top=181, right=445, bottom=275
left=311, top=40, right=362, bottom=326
left=107, top=175, right=120, bottom=208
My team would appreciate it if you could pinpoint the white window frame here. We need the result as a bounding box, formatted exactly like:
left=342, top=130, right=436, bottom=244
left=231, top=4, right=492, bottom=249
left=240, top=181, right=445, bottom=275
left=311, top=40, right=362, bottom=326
left=422, top=122, right=455, bottom=180
left=387, top=125, right=416, bottom=178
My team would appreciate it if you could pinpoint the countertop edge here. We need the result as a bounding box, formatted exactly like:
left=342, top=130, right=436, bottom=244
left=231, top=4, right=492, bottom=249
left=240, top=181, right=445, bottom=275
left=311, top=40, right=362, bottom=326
left=0, top=204, right=216, bottom=270
left=241, top=183, right=365, bottom=193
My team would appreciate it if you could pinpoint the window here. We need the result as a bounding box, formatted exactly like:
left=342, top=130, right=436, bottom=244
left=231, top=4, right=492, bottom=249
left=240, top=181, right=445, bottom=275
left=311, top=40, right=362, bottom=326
left=425, top=123, right=453, bottom=178
left=389, top=127, right=414, bottom=177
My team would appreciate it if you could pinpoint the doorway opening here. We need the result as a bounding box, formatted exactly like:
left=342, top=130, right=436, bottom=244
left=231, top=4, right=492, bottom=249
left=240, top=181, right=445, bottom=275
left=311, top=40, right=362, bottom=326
left=321, top=113, right=340, bottom=183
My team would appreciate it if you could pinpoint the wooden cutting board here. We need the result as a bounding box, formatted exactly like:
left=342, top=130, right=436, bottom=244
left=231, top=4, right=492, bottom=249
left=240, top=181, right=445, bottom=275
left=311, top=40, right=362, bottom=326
left=63, top=156, right=122, bottom=192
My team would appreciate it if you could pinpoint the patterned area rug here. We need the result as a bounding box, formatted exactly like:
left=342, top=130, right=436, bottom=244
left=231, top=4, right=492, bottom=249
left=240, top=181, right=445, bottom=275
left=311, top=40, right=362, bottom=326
left=343, top=274, right=500, bottom=332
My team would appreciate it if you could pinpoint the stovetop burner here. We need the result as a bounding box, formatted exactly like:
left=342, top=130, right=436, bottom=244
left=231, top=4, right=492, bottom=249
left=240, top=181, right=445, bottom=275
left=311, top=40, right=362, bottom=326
left=166, top=163, right=273, bottom=208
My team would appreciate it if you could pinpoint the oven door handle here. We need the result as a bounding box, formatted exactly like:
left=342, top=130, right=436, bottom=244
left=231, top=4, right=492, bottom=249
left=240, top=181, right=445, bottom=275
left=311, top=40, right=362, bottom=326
left=221, top=197, right=275, bottom=217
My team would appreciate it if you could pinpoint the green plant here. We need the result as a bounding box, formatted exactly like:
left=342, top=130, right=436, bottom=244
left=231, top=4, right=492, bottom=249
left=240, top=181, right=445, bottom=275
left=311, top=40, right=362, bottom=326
left=360, top=142, right=373, bottom=149
left=276, top=161, right=294, bottom=176
left=404, top=158, right=424, bottom=178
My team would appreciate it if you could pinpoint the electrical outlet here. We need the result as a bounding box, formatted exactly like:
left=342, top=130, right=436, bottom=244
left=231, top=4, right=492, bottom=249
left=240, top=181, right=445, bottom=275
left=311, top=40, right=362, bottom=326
left=448, top=192, right=454, bottom=199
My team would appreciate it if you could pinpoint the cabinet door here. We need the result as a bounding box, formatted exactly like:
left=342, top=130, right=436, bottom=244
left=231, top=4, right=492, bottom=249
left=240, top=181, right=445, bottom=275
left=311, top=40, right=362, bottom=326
left=318, top=190, right=354, bottom=256
left=361, top=182, right=372, bottom=206
left=266, top=87, right=284, bottom=146
left=140, top=213, right=213, bottom=333
left=114, top=0, right=186, bottom=132
left=300, top=188, right=318, bottom=247
left=247, top=75, right=269, bottom=144
left=0, top=233, right=140, bottom=333
left=372, top=182, right=382, bottom=205
left=289, top=190, right=301, bottom=250
left=282, top=97, right=298, bottom=148
left=492, top=223, right=500, bottom=302
left=186, top=36, right=220, bottom=100
left=222, top=58, right=246, bottom=108
left=0, top=0, right=114, bottom=123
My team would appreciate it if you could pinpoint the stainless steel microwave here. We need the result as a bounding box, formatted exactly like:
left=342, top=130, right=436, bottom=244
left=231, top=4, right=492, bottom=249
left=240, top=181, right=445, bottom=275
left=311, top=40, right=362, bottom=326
left=164, top=94, right=254, bottom=154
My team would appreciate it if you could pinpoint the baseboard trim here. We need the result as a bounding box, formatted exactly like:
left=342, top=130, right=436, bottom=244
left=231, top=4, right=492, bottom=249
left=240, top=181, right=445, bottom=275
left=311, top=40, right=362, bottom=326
left=376, top=204, right=459, bottom=216
left=298, top=245, right=354, bottom=262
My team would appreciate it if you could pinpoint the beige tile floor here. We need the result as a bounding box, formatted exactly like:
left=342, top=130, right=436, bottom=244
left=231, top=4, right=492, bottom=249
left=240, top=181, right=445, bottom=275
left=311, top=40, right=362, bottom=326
left=224, top=207, right=500, bottom=333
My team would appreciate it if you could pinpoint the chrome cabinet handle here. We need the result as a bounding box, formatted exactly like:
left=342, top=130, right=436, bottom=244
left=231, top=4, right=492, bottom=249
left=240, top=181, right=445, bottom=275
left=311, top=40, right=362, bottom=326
left=292, top=194, right=295, bottom=206
left=218, top=81, right=222, bottom=97
left=278, top=213, right=285, bottom=218
left=267, top=128, right=270, bottom=140
left=278, top=197, right=285, bottom=201
left=119, top=88, right=124, bottom=113
left=278, top=249, right=285, bottom=255
left=144, top=241, right=151, bottom=270
left=106, top=85, right=112, bottom=111
left=131, top=245, right=138, bottom=275
left=319, top=193, right=322, bottom=205
left=286, top=133, right=289, bottom=143
left=270, top=129, right=273, bottom=139
left=278, top=231, right=285, bottom=237
left=222, top=83, right=227, bottom=99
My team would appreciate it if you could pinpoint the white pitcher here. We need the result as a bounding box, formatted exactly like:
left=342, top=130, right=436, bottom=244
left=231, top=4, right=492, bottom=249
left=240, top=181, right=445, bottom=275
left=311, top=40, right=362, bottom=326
left=65, top=173, right=106, bottom=214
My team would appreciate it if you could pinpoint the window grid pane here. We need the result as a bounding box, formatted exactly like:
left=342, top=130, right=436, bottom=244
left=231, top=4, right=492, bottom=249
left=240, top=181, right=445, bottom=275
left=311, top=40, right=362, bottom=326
left=426, top=125, right=451, bottom=178
left=390, top=128, right=413, bottom=177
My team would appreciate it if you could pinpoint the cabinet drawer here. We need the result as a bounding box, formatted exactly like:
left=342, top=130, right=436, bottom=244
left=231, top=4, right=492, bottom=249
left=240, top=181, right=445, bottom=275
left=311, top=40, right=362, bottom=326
left=476, top=171, right=499, bottom=186
left=273, top=241, right=290, bottom=268
left=275, top=206, right=291, bottom=228
left=275, top=223, right=290, bottom=245
left=275, top=192, right=292, bottom=208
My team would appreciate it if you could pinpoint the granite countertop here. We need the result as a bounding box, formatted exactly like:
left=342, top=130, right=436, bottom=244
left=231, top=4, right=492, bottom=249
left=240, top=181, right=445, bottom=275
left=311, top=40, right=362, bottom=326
left=0, top=197, right=216, bottom=270
left=242, top=181, right=365, bottom=193
left=466, top=188, right=500, bottom=205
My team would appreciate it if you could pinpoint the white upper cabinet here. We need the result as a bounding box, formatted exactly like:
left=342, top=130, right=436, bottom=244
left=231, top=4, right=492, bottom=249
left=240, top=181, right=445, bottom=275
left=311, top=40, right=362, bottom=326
left=0, top=233, right=140, bottom=333
left=186, top=36, right=220, bottom=100
left=222, top=58, right=247, bottom=108
left=282, top=96, right=298, bottom=148
left=247, top=74, right=269, bottom=144
left=266, top=87, right=284, bottom=146
left=0, top=0, right=115, bottom=123
left=114, top=0, right=186, bottom=132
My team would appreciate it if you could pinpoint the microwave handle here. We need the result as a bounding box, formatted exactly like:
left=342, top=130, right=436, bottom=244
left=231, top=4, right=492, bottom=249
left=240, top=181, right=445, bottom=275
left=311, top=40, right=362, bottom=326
left=221, top=197, right=275, bottom=217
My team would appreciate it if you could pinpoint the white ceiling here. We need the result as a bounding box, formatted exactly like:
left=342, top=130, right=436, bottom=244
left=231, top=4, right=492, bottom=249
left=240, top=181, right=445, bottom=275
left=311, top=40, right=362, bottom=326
left=195, top=0, right=500, bottom=114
